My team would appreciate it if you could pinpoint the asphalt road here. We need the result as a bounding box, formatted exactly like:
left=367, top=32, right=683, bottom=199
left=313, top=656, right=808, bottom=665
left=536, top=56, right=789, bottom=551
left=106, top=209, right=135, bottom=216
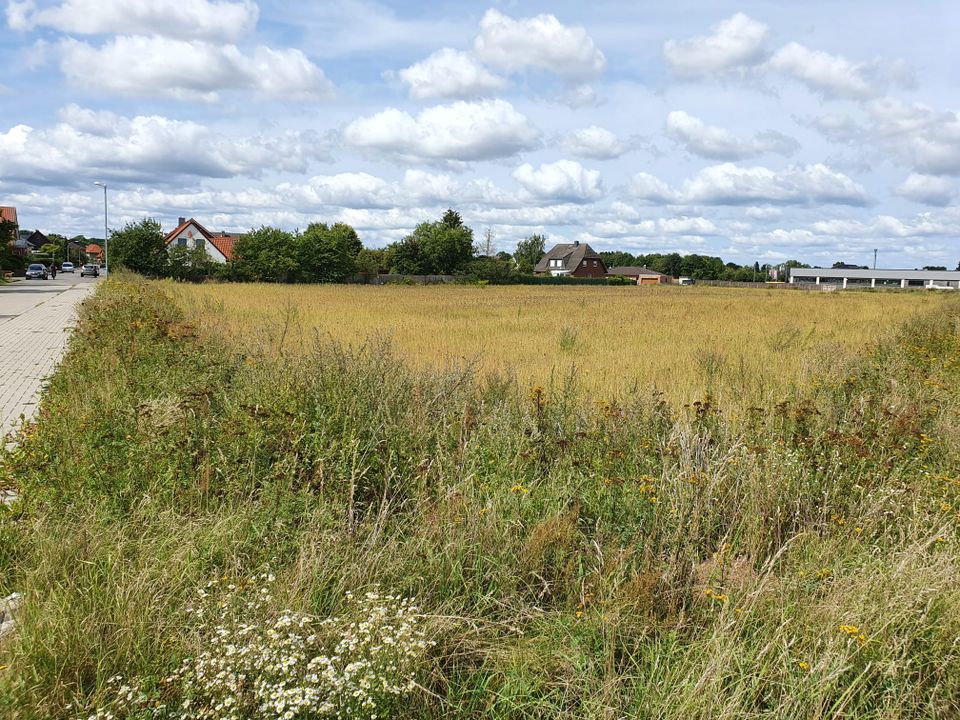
left=0, top=273, right=100, bottom=323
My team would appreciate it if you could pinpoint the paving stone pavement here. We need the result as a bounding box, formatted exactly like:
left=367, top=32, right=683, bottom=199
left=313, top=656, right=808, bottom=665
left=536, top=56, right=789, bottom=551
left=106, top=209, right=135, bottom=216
left=0, top=280, right=97, bottom=442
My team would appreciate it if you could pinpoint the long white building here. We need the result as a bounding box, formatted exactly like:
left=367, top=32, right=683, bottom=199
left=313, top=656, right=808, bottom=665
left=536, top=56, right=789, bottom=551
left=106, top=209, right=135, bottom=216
left=789, top=267, right=960, bottom=289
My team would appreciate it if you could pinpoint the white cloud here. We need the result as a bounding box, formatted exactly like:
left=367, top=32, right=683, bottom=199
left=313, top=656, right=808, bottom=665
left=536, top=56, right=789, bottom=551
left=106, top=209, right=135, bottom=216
left=627, top=163, right=869, bottom=206
left=58, top=36, right=333, bottom=102
left=626, top=172, right=678, bottom=204
left=663, top=12, right=768, bottom=76
left=864, top=98, right=960, bottom=176
left=665, top=110, right=798, bottom=160
left=473, top=8, right=605, bottom=81
left=342, top=99, right=541, bottom=163
left=0, top=105, right=330, bottom=184
left=811, top=214, right=957, bottom=238
left=395, top=48, right=506, bottom=100
left=895, top=173, right=955, bottom=206
left=682, top=163, right=869, bottom=206
left=512, top=159, right=603, bottom=204
left=6, top=0, right=258, bottom=40
left=768, top=42, right=876, bottom=99
left=561, top=126, right=626, bottom=160
left=745, top=206, right=782, bottom=220
left=802, top=113, right=865, bottom=144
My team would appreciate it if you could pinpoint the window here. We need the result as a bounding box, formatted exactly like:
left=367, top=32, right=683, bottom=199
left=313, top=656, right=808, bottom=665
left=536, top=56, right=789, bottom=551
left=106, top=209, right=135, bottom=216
left=177, top=237, right=187, bottom=246
left=194, top=238, right=204, bottom=250
left=582, top=260, right=587, bottom=266
left=593, top=260, right=598, bottom=267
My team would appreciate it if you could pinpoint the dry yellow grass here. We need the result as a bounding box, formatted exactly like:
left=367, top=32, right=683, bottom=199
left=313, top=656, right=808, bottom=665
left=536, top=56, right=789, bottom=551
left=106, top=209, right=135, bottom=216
left=170, top=282, right=944, bottom=406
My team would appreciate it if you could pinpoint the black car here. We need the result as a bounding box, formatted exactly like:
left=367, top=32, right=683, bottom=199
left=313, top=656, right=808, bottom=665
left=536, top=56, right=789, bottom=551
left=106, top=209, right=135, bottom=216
left=26, top=263, right=48, bottom=280
left=80, top=263, right=99, bottom=278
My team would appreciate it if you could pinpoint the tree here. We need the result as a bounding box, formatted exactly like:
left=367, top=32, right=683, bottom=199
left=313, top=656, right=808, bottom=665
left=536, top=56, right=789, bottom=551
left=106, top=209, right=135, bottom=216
left=110, top=218, right=168, bottom=276
left=39, top=243, right=62, bottom=261
left=296, top=222, right=363, bottom=282
left=390, top=213, right=475, bottom=275
left=232, top=226, right=298, bottom=282
left=922, top=265, right=947, bottom=271
left=356, top=248, right=387, bottom=276
left=441, top=208, right=464, bottom=229
left=168, top=244, right=215, bottom=282
left=514, top=234, right=546, bottom=273
left=0, top=219, right=23, bottom=274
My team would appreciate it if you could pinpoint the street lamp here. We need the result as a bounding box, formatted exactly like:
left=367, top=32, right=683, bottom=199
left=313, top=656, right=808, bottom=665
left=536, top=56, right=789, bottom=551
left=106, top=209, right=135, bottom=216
left=93, top=181, right=108, bottom=276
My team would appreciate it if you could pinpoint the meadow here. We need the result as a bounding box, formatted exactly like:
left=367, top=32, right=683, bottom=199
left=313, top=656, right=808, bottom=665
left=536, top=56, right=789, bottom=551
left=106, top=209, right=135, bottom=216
left=1, top=277, right=958, bottom=719
left=170, top=282, right=943, bottom=407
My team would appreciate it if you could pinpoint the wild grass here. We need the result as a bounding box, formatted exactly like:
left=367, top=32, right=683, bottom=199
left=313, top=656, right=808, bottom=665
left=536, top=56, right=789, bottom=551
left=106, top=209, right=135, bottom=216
left=169, top=282, right=943, bottom=408
left=0, top=275, right=958, bottom=718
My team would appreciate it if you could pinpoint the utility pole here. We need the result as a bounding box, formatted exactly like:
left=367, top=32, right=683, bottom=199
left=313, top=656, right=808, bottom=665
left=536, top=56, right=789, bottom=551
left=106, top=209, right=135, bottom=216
left=873, top=248, right=877, bottom=270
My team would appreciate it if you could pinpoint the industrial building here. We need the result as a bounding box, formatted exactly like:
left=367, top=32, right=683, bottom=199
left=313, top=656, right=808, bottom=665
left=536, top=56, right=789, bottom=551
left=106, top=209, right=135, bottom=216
left=789, top=267, right=960, bottom=289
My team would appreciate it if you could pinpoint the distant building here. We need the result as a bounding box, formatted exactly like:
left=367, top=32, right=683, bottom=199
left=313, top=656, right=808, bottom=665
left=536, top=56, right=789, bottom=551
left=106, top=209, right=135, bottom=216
left=85, top=243, right=104, bottom=263
left=534, top=241, right=606, bottom=277
left=164, top=217, right=238, bottom=263
left=789, top=267, right=960, bottom=289
left=606, top=266, right=671, bottom=285
left=1, top=206, right=19, bottom=253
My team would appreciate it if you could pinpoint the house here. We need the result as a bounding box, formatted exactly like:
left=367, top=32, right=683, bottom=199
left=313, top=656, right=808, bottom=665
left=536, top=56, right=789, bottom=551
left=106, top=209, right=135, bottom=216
left=606, top=266, right=671, bottom=285
left=1, top=206, right=18, bottom=248
left=533, top=241, right=607, bottom=277
left=85, top=243, right=104, bottom=263
left=164, top=217, right=238, bottom=263
left=20, top=230, right=48, bottom=252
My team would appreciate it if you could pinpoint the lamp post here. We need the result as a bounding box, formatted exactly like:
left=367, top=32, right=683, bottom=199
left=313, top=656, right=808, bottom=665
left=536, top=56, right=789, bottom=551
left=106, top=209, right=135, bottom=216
left=93, top=181, right=108, bottom=276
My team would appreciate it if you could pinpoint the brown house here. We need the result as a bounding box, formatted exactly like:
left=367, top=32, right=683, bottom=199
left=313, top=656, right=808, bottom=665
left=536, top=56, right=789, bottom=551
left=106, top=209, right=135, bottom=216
left=606, top=266, right=672, bottom=285
left=86, top=243, right=104, bottom=263
left=534, top=241, right=607, bottom=277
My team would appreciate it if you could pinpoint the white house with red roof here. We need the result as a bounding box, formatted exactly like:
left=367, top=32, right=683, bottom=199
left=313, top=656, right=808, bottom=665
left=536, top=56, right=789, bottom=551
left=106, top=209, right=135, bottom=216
left=164, top=217, right=238, bottom=263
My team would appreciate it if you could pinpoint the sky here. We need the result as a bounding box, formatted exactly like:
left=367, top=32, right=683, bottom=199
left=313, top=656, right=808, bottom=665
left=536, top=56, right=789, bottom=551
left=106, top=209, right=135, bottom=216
left=2, top=0, right=960, bottom=268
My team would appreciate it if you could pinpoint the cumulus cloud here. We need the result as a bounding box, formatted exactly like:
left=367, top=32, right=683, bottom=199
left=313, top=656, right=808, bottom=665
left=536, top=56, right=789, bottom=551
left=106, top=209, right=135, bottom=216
left=473, top=8, right=605, bottom=81
left=665, top=110, right=798, bottom=160
left=59, top=36, right=333, bottom=102
left=626, top=172, right=678, bottom=204
left=7, top=0, right=259, bottom=41
left=561, top=126, right=626, bottom=159
left=626, top=163, right=869, bottom=206
left=511, top=159, right=603, bottom=203
left=663, top=12, right=768, bottom=76
left=894, top=173, right=955, bottom=206
left=342, top=99, right=541, bottom=163
left=811, top=214, right=957, bottom=238
left=0, top=104, right=330, bottom=184
left=395, top=48, right=506, bottom=100
left=768, top=42, right=877, bottom=99
left=864, top=98, right=960, bottom=176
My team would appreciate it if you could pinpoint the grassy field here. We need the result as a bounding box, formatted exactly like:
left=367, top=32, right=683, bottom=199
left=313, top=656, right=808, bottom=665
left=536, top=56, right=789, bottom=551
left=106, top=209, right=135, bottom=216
left=1, top=276, right=959, bottom=719
left=170, top=283, right=943, bottom=407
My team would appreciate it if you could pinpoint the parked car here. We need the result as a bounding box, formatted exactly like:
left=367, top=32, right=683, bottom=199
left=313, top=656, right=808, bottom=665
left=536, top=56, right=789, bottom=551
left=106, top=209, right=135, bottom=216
left=61, top=262, right=75, bottom=273
left=80, top=263, right=99, bottom=278
left=26, top=263, right=48, bottom=280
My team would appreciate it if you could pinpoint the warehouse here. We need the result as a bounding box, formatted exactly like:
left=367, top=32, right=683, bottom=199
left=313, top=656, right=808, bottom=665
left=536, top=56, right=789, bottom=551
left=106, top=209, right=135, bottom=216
left=789, top=268, right=960, bottom=289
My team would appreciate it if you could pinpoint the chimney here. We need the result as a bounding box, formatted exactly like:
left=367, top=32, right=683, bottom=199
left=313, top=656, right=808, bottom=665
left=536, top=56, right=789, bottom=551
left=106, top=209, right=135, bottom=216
left=178, top=216, right=186, bottom=225
left=573, top=240, right=580, bottom=246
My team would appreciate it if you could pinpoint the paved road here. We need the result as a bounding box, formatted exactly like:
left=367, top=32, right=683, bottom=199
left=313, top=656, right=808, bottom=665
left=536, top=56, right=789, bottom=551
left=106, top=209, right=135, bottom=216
left=0, top=275, right=99, bottom=441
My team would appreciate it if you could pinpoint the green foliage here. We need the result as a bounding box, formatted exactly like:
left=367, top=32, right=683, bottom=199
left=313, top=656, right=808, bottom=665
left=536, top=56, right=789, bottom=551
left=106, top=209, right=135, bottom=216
left=2, top=278, right=960, bottom=718
left=0, top=220, right=23, bottom=273
left=232, top=226, right=298, bottom=282
left=514, top=234, right=545, bottom=274
left=356, top=247, right=387, bottom=275
left=296, top=222, right=363, bottom=282
left=388, top=213, right=475, bottom=275
left=167, top=244, right=216, bottom=282
left=110, top=218, right=168, bottom=276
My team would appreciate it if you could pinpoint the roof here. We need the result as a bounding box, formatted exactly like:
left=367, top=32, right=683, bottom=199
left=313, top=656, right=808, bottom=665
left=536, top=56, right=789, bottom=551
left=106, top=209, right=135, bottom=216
left=0, top=206, right=17, bottom=225
left=789, top=267, right=960, bottom=282
left=607, top=266, right=669, bottom=278
left=164, top=218, right=237, bottom=261
left=86, top=243, right=103, bottom=253
left=534, top=242, right=604, bottom=273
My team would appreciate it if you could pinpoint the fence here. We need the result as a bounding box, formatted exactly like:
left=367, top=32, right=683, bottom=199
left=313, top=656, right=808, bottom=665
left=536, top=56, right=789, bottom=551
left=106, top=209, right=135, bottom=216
left=696, top=280, right=825, bottom=291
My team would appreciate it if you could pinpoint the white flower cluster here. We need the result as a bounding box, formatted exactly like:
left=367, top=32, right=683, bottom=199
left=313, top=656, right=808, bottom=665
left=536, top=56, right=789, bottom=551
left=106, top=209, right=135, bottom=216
left=84, top=575, right=433, bottom=720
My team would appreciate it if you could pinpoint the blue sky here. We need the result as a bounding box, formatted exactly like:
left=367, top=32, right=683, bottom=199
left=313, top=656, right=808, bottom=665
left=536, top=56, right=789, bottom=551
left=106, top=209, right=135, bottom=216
left=2, top=0, right=960, bottom=267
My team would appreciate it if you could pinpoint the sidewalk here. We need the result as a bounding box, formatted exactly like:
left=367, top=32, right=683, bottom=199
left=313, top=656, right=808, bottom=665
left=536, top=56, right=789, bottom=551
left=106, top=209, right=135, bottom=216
left=0, top=283, right=96, bottom=441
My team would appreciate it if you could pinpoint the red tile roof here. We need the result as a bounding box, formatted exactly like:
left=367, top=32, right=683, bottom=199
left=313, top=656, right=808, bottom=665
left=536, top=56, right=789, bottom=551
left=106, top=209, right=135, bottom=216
left=0, top=206, right=17, bottom=225
left=86, top=243, right=103, bottom=254
left=164, top=217, right=236, bottom=261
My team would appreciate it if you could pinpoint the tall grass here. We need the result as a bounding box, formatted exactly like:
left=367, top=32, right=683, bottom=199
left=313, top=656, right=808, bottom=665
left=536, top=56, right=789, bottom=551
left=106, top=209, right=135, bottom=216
left=0, top=276, right=957, bottom=718
left=169, top=282, right=943, bottom=408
